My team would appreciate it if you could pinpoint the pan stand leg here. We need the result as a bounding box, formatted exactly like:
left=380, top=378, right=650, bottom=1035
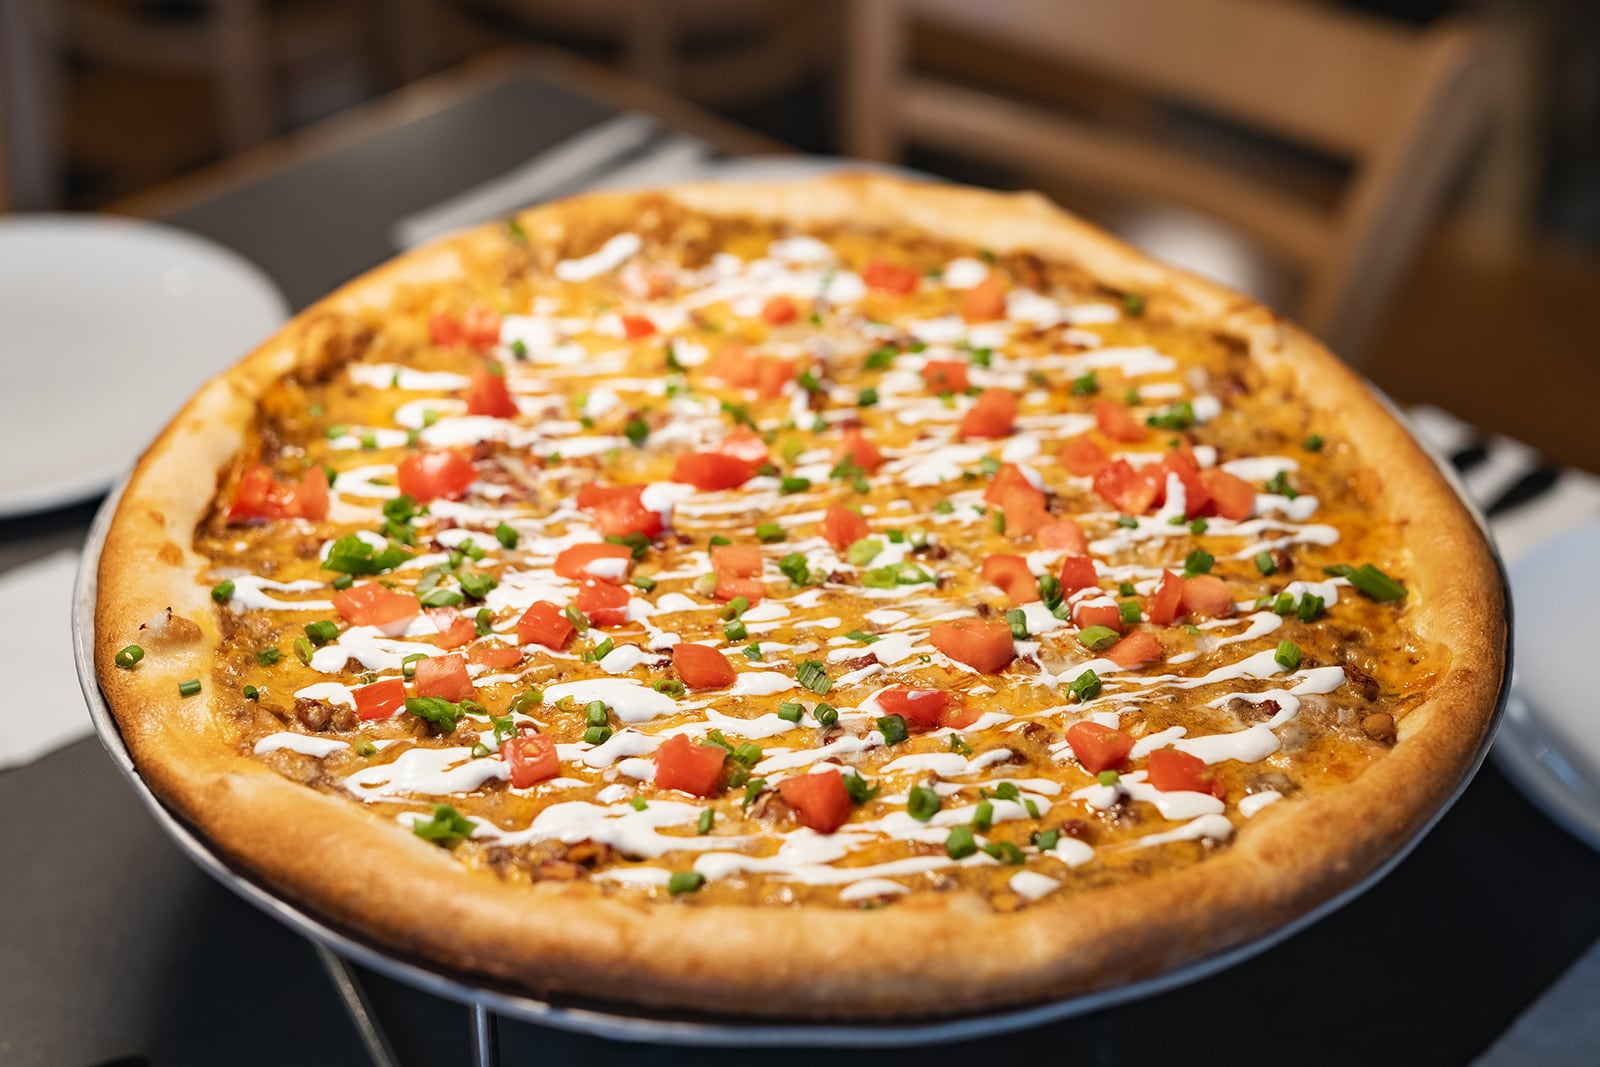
left=469, top=1002, right=501, bottom=1067
left=313, top=943, right=403, bottom=1067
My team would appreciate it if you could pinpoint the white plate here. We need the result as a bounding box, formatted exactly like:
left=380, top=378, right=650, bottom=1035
left=0, top=214, right=289, bottom=517
left=1493, top=518, right=1600, bottom=852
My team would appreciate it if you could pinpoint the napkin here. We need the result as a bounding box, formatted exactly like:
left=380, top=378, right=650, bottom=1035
left=0, top=550, right=93, bottom=769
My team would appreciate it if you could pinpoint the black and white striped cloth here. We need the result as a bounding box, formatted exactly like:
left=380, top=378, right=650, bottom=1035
left=1407, top=405, right=1600, bottom=563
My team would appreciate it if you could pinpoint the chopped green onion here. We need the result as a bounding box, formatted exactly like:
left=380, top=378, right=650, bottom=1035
left=406, top=696, right=465, bottom=732
left=1070, top=371, right=1099, bottom=397
left=564, top=603, right=590, bottom=633
left=845, top=629, right=880, bottom=645
left=494, top=522, right=519, bottom=549
left=973, top=799, right=995, bottom=831
left=356, top=741, right=377, bottom=757
left=420, top=587, right=464, bottom=608
left=945, top=825, right=978, bottom=859
left=322, top=534, right=411, bottom=576
left=412, top=804, right=474, bottom=848
left=653, top=679, right=686, bottom=698
left=934, top=500, right=955, bottom=515
left=304, top=620, right=339, bottom=646
left=1119, top=600, right=1142, bottom=625
left=864, top=346, right=896, bottom=370
left=1097, top=769, right=1120, bottom=786
left=631, top=574, right=657, bottom=592
left=742, top=643, right=763, bottom=661
left=814, top=703, right=839, bottom=727
left=797, top=659, right=831, bottom=695
left=474, top=608, right=493, bottom=637
left=1255, top=551, right=1277, bottom=576
left=908, top=786, right=942, bottom=822
left=1006, top=608, right=1030, bottom=640
left=1302, top=434, right=1324, bottom=452
left=255, top=647, right=281, bottom=667
left=721, top=596, right=750, bottom=621
left=697, top=809, right=714, bottom=834
left=1036, top=574, right=1063, bottom=610
left=1297, top=593, right=1325, bottom=622
left=1033, top=828, right=1060, bottom=851
left=877, top=714, right=909, bottom=745
left=842, top=772, right=879, bottom=804
left=628, top=796, right=649, bottom=811
left=584, top=700, right=610, bottom=727
left=845, top=538, right=883, bottom=566
left=211, top=579, right=235, bottom=603
left=584, top=725, right=614, bottom=745
left=1123, top=293, right=1145, bottom=316
left=857, top=387, right=879, bottom=407
left=1275, top=640, right=1302, bottom=672
left=1273, top=592, right=1296, bottom=614
left=1069, top=669, right=1102, bottom=703
left=1182, top=549, right=1214, bottom=577
left=1264, top=470, right=1298, bottom=499
left=1324, top=563, right=1407, bottom=602
left=1189, top=518, right=1208, bottom=535
left=624, top=418, right=649, bottom=448
left=178, top=678, right=201, bottom=697
left=1119, top=581, right=1137, bottom=597
left=982, top=840, right=1026, bottom=865
left=723, top=619, right=748, bottom=642
left=778, top=553, right=811, bottom=587
left=294, top=637, right=314, bottom=665
left=240, top=685, right=259, bottom=701
left=756, top=523, right=786, bottom=543
left=1116, top=515, right=1138, bottom=529
left=331, top=573, right=354, bottom=591
left=114, top=645, right=145, bottom=669
left=777, top=701, right=804, bottom=722
left=949, top=733, right=973, bottom=756
left=1077, top=625, right=1120, bottom=651
left=668, top=871, right=706, bottom=896
left=1145, top=401, right=1195, bottom=430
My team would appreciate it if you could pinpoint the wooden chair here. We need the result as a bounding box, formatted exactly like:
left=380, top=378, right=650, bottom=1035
left=841, top=0, right=1500, bottom=364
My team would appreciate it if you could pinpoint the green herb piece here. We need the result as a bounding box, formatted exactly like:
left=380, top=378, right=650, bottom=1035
left=1097, top=770, right=1120, bottom=787
left=1077, top=625, right=1120, bottom=651
left=777, top=702, right=804, bottom=723
left=471, top=608, right=492, bottom=638
left=1272, top=592, right=1296, bottom=614
left=742, top=643, right=764, bottom=661
left=1145, top=401, right=1195, bottom=430
left=1036, top=574, right=1063, bottom=610
left=666, top=870, right=706, bottom=896
left=843, top=772, right=880, bottom=804
left=991, top=509, right=1006, bottom=535
left=797, top=660, right=831, bottom=695
left=779, top=553, right=812, bottom=587
left=1274, top=640, right=1302, bottom=672
left=1302, top=434, right=1325, bottom=452
left=946, top=825, right=978, bottom=860
left=331, top=573, right=354, bottom=591
left=697, top=809, right=715, bottom=834
left=861, top=561, right=934, bottom=588
left=845, top=538, right=883, bottom=566
left=413, top=804, right=474, bottom=848
left=1264, top=470, right=1298, bottom=499
left=355, top=741, right=377, bottom=757
left=857, top=387, right=879, bottom=407
left=1024, top=798, right=1041, bottom=818
left=1255, top=551, right=1277, bottom=576
left=1324, top=563, right=1407, bottom=602
left=908, top=786, right=942, bottom=822
left=177, top=678, right=201, bottom=697
left=1182, top=549, right=1215, bottom=577
left=723, top=619, right=748, bottom=642
left=934, top=500, right=955, bottom=515
left=627, top=796, right=649, bottom=812
left=1033, top=828, right=1061, bottom=851
left=1006, top=608, right=1030, bottom=640
left=623, top=417, right=650, bottom=448
left=653, top=678, right=686, bottom=698
left=742, top=778, right=768, bottom=808
left=982, top=840, right=1026, bottom=865
left=458, top=571, right=497, bottom=600
left=304, top=620, right=339, bottom=646
left=406, top=696, right=465, bottom=733
left=419, top=587, right=464, bottom=609
left=1123, top=293, right=1145, bottom=316
left=1069, top=669, right=1102, bottom=703
left=631, top=574, right=657, bottom=592
left=294, top=637, right=314, bottom=665
left=322, top=534, right=412, bottom=576
left=1189, top=518, right=1209, bottom=535
left=252, top=647, right=280, bottom=667
left=583, top=700, right=610, bottom=728
left=1070, top=371, right=1099, bottom=397
left=1119, top=600, right=1142, bottom=625
left=584, top=725, right=614, bottom=745
left=113, top=645, right=145, bottom=669
left=564, top=603, right=590, bottom=633
left=864, top=346, right=897, bottom=370
left=755, top=522, right=786, bottom=543
left=877, top=714, right=909, bottom=745
left=1297, top=593, right=1325, bottom=622
left=1119, top=581, right=1137, bottom=597
left=968, top=347, right=993, bottom=368
left=1115, top=515, right=1139, bottom=529
left=210, top=579, right=235, bottom=603
left=814, top=703, right=839, bottom=727
left=844, top=629, right=880, bottom=644
left=949, top=733, right=973, bottom=756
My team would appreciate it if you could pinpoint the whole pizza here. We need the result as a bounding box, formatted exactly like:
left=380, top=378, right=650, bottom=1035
left=94, top=175, right=1504, bottom=1018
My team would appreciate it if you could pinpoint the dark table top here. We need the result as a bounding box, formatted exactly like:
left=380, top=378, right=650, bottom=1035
left=6, top=48, right=1597, bottom=1067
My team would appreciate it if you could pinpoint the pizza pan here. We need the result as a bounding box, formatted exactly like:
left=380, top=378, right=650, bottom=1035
left=72, top=459, right=1512, bottom=1048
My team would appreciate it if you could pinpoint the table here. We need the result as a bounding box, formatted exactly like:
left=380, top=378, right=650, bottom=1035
left=6, top=47, right=1600, bottom=1067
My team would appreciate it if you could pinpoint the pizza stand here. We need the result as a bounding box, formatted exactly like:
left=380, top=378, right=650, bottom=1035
left=73, top=461, right=1513, bottom=1065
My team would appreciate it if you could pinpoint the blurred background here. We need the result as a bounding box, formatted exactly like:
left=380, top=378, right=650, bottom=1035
left=2, top=0, right=1597, bottom=471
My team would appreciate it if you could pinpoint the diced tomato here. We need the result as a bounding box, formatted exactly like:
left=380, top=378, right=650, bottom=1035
left=469, top=645, right=523, bottom=669
left=706, top=345, right=796, bottom=397
left=1038, top=519, right=1089, bottom=555
left=1094, top=400, right=1148, bottom=443
left=1181, top=574, right=1235, bottom=618
left=777, top=769, right=853, bottom=833
left=672, top=452, right=761, bottom=491
left=332, top=584, right=421, bottom=628
left=554, top=542, right=635, bottom=583
left=876, top=687, right=954, bottom=731
left=929, top=618, right=1016, bottom=673
left=712, top=427, right=767, bottom=464
left=1059, top=436, right=1110, bottom=478
left=620, top=313, right=656, bottom=339
left=414, top=654, right=474, bottom=702
left=1058, top=555, right=1099, bottom=593
left=711, top=543, right=762, bottom=577
left=992, top=484, right=1051, bottom=538
left=1147, top=747, right=1222, bottom=797
left=227, top=465, right=329, bottom=522
left=429, top=310, right=464, bottom=347
left=1092, top=458, right=1159, bottom=514
left=1202, top=469, right=1255, bottom=520
left=1150, top=456, right=1212, bottom=518
left=1073, top=600, right=1123, bottom=633
left=981, top=554, right=1038, bottom=605
left=502, top=733, right=558, bottom=788
left=1065, top=721, right=1134, bottom=773
left=428, top=608, right=477, bottom=649
left=959, top=388, right=1017, bottom=440
left=353, top=678, right=405, bottom=721
left=653, top=733, right=727, bottom=796
left=961, top=276, right=1006, bottom=322
left=1147, top=571, right=1186, bottom=626
left=714, top=575, right=764, bottom=603
left=761, top=295, right=798, bottom=324
left=1104, top=631, right=1163, bottom=668
left=923, top=360, right=969, bottom=393
left=397, top=450, right=476, bottom=503
left=820, top=505, right=870, bottom=552
left=465, top=362, right=518, bottom=418
left=575, top=579, right=630, bottom=626
left=463, top=305, right=501, bottom=347
left=516, top=600, right=574, bottom=650
left=982, top=463, right=1034, bottom=506
left=576, top=483, right=664, bottom=539
left=833, top=427, right=884, bottom=473
left=862, top=259, right=919, bottom=294
left=672, top=642, right=736, bottom=689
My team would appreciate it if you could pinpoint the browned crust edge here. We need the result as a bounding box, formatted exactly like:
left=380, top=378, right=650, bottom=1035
left=93, top=174, right=1505, bottom=1019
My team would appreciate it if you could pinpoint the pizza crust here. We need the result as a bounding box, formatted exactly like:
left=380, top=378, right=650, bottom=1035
left=95, top=174, right=1505, bottom=1018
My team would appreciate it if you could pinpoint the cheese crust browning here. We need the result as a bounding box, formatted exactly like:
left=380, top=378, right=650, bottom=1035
left=95, top=176, right=1504, bottom=1018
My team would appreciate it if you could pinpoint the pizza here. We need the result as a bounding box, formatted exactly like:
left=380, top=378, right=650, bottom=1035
left=93, top=175, right=1504, bottom=1019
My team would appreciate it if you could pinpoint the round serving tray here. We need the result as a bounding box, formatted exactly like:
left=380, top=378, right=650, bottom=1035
left=73, top=426, right=1512, bottom=1049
